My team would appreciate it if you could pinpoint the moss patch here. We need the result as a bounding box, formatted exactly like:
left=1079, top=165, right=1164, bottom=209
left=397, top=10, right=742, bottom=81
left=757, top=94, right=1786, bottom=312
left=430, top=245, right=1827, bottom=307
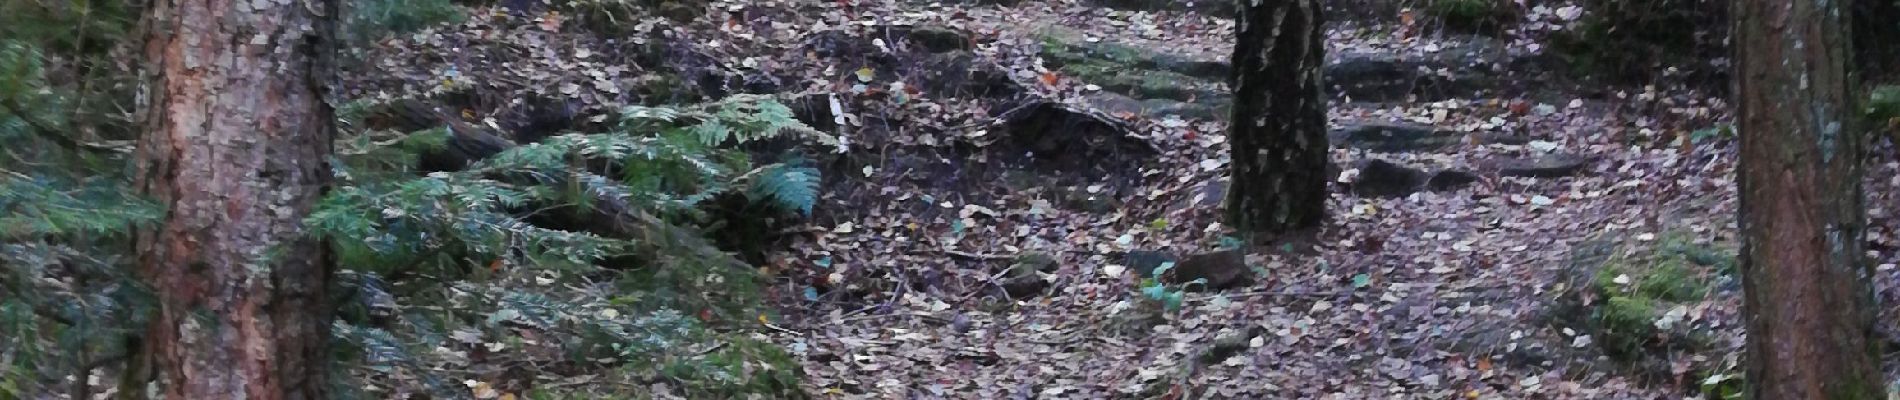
left=1555, top=231, right=1735, bottom=387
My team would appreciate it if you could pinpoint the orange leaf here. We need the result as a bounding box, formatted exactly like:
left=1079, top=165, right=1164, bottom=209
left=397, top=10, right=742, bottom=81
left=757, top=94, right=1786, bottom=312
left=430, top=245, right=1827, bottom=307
left=1039, top=71, right=1060, bottom=87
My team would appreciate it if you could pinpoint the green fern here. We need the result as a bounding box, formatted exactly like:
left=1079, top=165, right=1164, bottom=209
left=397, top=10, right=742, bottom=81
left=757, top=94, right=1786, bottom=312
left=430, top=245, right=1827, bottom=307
left=743, top=162, right=821, bottom=215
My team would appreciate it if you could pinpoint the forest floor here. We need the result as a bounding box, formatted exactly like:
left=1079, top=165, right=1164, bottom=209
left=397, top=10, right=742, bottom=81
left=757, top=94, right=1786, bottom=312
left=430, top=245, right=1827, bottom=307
left=347, top=0, right=1900, bottom=398
left=738, top=2, right=1900, bottom=399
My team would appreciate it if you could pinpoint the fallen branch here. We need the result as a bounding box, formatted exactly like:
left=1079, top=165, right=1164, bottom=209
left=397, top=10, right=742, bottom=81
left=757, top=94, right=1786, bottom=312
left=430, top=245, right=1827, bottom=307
left=926, top=249, right=1015, bottom=261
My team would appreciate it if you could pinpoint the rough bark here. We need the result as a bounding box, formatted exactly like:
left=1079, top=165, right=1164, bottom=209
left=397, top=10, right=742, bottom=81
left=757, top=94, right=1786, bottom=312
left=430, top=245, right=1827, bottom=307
left=1226, top=0, right=1329, bottom=234
left=1734, top=0, right=1879, bottom=397
left=132, top=0, right=338, bottom=398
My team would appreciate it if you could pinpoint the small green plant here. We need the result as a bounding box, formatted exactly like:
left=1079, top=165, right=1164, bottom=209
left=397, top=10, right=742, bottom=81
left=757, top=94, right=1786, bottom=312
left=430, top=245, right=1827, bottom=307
left=310, top=95, right=825, bottom=397
left=1698, top=372, right=1744, bottom=400
left=1689, top=124, right=1735, bottom=143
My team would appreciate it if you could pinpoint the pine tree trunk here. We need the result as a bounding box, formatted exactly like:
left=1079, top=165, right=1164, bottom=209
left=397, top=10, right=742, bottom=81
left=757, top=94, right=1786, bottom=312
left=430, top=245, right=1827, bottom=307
left=132, top=0, right=338, bottom=397
left=1226, top=0, right=1329, bottom=234
left=1734, top=0, right=1879, bottom=396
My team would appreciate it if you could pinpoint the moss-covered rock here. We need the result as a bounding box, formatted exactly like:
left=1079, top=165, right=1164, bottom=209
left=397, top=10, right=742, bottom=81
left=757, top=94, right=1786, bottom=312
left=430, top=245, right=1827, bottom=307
left=1552, top=232, right=1734, bottom=383
left=1037, top=29, right=1231, bottom=112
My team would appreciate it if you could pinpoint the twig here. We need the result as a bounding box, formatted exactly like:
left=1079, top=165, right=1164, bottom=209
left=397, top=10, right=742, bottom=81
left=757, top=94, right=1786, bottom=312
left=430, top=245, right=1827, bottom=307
left=1189, top=290, right=1347, bottom=302
left=951, top=265, right=1018, bottom=305
left=931, top=249, right=1015, bottom=261
left=834, top=311, right=951, bottom=325
left=760, top=321, right=800, bottom=335
left=695, top=341, right=729, bottom=355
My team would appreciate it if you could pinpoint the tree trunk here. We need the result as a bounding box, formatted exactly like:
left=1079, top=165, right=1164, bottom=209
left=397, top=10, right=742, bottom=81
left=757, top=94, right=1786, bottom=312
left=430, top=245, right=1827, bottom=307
left=1734, top=0, right=1879, bottom=396
left=132, top=0, right=338, bottom=397
left=1226, top=0, right=1329, bottom=234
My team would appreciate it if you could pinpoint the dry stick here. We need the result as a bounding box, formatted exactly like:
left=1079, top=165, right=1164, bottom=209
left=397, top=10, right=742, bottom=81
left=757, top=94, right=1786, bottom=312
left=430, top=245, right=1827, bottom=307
left=932, top=249, right=1015, bottom=261
left=950, top=264, right=1020, bottom=306
left=1188, top=290, right=1348, bottom=303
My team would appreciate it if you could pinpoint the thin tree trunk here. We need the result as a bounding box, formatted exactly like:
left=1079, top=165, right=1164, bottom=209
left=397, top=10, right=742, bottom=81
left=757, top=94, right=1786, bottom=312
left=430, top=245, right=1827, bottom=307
left=1734, top=0, right=1879, bottom=396
left=132, top=0, right=338, bottom=397
left=1226, top=0, right=1329, bottom=234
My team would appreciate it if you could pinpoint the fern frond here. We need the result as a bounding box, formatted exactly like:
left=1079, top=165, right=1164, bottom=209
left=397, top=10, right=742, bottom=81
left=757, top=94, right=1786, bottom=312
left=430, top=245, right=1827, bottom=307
left=743, top=163, right=820, bottom=215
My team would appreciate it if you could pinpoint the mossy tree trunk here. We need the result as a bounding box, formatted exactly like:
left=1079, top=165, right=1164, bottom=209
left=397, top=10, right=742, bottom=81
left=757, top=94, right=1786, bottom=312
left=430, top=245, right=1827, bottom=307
left=131, top=0, right=339, bottom=397
left=1734, top=0, right=1879, bottom=396
left=1225, top=0, right=1329, bottom=234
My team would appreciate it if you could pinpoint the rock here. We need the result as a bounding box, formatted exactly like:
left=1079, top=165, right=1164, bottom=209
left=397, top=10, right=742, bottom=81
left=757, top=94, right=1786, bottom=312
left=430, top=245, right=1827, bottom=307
left=999, top=276, right=1048, bottom=299
left=1426, top=169, right=1481, bottom=191
left=996, top=100, right=1157, bottom=174
left=906, top=25, right=972, bottom=53
left=1124, top=250, right=1179, bottom=277
left=1083, top=92, right=1225, bottom=121
left=1000, top=252, right=1059, bottom=298
left=1324, top=49, right=1499, bottom=102
left=1351, top=160, right=1477, bottom=196
left=1168, top=250, right=1253, bottom=291
left=1331, top=122, right=1460, bottom=152
left=1325, top=53, right=1423, bottom=102
left=1353, top=159, right=1430, bottom=197
left=1494, top=153, right=1592, bottom=178
left=1197, top=326, right=1268, bottom=365
left=1168, top=178, right=1228, bottom=212
left=1040, top=29, right=1232, bottom=104
left=1544, top=234, right=1734, bottom=379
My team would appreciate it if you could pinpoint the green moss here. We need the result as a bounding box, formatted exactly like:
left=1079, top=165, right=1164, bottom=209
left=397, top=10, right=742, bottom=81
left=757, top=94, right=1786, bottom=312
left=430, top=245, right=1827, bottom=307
left=1579, top=232, right=1730, bottom=362
left=1636, top=260, right=1703, bottom=302
left=1590, top=235, right=1721, bottom=302
left=1596, top=296, right=1658, bottom=358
